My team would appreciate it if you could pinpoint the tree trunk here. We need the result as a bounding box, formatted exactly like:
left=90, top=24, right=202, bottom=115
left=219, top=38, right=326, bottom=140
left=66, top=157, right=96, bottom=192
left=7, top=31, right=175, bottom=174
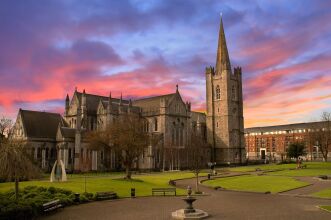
left=195, top=173, right=199, bottom=193
left=15, top=176, right=19, bottom=201
left=125, top=165, right=131, bottom=179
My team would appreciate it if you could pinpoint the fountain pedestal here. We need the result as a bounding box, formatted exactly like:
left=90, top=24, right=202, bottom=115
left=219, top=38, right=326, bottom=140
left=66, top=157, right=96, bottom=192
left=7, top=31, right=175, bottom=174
left=171, top=186, right=209, bottom=219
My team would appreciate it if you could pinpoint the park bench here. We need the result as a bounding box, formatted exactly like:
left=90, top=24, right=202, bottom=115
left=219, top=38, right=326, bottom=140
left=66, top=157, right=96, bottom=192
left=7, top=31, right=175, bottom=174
left=95, top=191, right=118, bottom=200
left=152, top=188, right=176, bottom=196
left=42, top=199, right=63, bottom=213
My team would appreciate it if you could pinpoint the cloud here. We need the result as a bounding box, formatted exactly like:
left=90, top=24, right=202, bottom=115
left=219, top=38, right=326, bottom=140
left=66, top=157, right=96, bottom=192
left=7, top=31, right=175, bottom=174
left=0, top=0, right=330, bottom=129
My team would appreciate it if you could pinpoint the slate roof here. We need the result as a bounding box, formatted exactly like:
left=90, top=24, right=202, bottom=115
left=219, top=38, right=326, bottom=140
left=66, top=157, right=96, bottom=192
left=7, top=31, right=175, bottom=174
left=76, top=91, right=129, bottom=115
left=100, top=100, right=141, bottom=114
left=60, top=127, right=76, bottom=139
left=191, top=111, right=206, bottom=123
left=245, top=121, right=326, bottom=133
left=20, top=109, right=64, bottom=139
left=133, top=93, right=176, bottom=109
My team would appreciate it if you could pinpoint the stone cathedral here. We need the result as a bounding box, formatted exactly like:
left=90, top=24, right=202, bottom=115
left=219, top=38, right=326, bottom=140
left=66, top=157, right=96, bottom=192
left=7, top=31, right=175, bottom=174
left=11, top=18, right=245, bottom=172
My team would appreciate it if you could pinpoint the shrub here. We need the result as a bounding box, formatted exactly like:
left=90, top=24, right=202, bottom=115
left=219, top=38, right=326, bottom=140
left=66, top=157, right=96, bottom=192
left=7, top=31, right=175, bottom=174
left=0, top=186, right=77, bottom=219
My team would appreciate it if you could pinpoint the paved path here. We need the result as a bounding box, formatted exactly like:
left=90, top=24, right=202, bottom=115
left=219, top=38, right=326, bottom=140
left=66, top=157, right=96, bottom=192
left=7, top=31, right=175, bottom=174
left=41, top=176, right=331, bottom=220
left=280, top=177, right=331, bottom=195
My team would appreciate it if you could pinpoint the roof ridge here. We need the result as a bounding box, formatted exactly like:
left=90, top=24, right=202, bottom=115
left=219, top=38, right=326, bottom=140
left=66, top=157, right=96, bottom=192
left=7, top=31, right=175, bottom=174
left=20, top=109, right=61, bottom=116
left=134, top=93, right=176, bottom=102
left=245, top=121, right=325, bottom=130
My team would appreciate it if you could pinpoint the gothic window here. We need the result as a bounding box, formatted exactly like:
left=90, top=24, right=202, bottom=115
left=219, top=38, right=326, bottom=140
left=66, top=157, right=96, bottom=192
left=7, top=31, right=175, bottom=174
left=154, top=118, right=158, bottom=131
left=216, top=85, right=221, bottom=100
left=232, top=85, right=236, bottom=100
left=171, top=128, right=175, bottom=145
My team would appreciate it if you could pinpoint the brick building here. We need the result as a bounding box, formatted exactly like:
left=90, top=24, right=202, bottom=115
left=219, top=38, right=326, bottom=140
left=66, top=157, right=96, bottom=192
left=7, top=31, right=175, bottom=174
left=245, top=121, right=331, bottom=161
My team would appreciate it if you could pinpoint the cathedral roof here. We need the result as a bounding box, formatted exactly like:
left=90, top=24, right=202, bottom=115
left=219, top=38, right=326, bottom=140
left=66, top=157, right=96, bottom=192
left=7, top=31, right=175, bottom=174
left=76, top=91, right=129, bottom=115
left=59, top=127, right=76, bottom=139
left=19, top=109, right=65, bottom=139
left=133, top=93, right=176, bottom=109
left=191, top=111, right=206, bottom=123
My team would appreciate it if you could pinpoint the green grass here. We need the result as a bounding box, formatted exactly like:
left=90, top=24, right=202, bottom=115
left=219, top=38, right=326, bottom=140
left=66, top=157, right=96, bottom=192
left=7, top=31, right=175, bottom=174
left=0, top=172, right=204, bottom=198
left=203, top=175, right=310, bottom=193
left=228, top=163, right=297, bottom=172
left=312, top=188, right=331, bottom=199
left=319, top=206, right=331, bottom=212
left=228, top=162, right=331, bottom=177
left=268, top=169, right=331, bottom=177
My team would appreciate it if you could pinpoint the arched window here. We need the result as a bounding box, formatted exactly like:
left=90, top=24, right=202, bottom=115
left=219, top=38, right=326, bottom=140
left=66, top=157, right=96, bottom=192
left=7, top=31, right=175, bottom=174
left=216, top=85, right=221, bottom=100
left=154, top=118, right=158, bottom=131
left=232, top=85, right=236, bottom=100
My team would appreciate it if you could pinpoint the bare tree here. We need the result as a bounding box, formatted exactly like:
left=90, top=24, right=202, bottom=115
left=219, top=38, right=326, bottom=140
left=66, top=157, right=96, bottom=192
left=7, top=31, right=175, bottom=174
left=308, top=112, right=331, bottom=162
left=188, top=131, right=208, bottom=193
left=0, top=116, right=13, bottom=140
left=88, top=115, right=149, bottom=179
left=0, top=139, right=39, bottom=200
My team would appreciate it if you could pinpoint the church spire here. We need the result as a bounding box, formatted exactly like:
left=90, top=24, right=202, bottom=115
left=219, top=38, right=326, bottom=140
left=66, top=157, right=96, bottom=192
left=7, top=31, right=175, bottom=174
left=215, top=15, right=231, bottom=74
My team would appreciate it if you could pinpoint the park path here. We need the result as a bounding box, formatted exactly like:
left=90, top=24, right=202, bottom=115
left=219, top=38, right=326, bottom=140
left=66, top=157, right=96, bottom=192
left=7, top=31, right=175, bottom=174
left=280, top=176, right=331, bottom=196
left=41, top=175, right=331, bottom=220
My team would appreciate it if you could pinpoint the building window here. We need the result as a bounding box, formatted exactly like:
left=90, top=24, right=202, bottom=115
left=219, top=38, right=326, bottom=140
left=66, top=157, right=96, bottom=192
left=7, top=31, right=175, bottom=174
left=171, top=128, right=176, bottom=146
left=232, top=85, right=236, bottom=100
left=154, top=118, right=158, bottom=131
left=216, top=85, right=220, bottom=100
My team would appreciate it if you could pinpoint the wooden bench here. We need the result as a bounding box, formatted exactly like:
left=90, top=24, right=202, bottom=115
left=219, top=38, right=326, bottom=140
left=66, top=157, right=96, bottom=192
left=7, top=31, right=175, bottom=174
left=95, top=191, right=118, bottom=200
left=152, top=188, right=176, bottom=196
left=42, top=199, right=63, bottom=213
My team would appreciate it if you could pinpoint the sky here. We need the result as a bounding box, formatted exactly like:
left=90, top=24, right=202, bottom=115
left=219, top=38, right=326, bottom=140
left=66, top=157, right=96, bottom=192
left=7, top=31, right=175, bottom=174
left=0, top=0, right=331, bottom=128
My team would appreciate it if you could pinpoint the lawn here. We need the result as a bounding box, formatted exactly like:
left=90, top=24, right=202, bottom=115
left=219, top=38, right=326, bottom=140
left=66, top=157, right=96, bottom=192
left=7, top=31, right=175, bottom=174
left=228, top=162, right=331, bottom=177
left=227, top=163, right=298, bottom=172
left=312, top=188, right=331, bottom=199
left=203, top=175, right=310, bottom=193
left=268, top=169, right=331, bottom=177
left=0, top=172, right=203, bottom=198
left=319, top=206, right=331, bottom=212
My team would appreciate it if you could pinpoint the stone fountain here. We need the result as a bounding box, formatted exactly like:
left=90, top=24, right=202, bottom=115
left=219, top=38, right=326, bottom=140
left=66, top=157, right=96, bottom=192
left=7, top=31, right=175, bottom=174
left=172, top=186, right=209, bottom=219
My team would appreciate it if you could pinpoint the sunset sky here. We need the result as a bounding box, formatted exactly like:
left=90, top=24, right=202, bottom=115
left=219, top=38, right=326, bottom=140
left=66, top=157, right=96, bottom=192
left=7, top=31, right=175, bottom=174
left=0, top=0, right=331, bottom=127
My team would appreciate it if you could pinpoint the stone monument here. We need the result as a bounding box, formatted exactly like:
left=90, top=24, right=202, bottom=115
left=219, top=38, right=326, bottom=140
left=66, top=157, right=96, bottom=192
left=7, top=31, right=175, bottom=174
left=50, top=159, right=67, bottom=182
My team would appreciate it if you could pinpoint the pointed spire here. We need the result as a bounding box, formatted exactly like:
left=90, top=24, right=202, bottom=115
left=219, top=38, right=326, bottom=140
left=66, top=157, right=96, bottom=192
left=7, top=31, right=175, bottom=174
left=66, top=94, right=69, bottom=101
left=82, top=89, right=86, bottom=106
left=108, top=91, right=112, bottom=103
left=176, top=84, right=179, bottom=93
left=119, top=92, right=123, bottom=105
left=215, top=15, right=231, bottom=74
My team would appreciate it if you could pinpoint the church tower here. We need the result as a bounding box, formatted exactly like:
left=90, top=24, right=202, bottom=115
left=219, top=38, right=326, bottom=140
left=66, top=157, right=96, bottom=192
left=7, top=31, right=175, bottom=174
left=206, top=17, right=245, bottom=164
